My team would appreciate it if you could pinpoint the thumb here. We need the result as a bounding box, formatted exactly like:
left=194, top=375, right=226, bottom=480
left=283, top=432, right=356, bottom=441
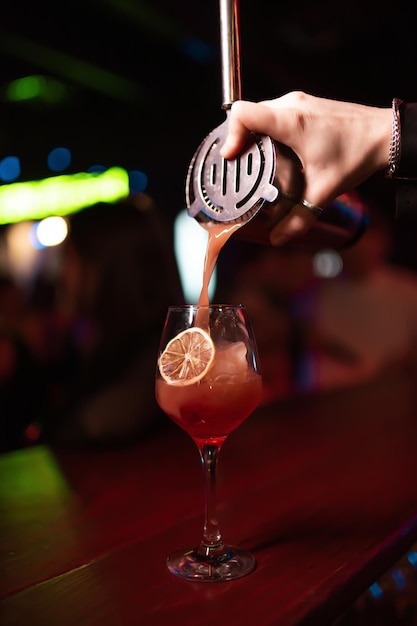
left=221, top=101, right=275, bottom=159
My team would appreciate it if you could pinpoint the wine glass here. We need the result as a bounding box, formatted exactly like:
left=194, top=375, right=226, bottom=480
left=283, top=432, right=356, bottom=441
left=155, top=304, right=262, bottom=582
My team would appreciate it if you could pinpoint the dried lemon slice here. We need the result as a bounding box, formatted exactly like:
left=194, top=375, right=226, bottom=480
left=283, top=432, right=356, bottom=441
left=158, top=327, right=215, bottom=386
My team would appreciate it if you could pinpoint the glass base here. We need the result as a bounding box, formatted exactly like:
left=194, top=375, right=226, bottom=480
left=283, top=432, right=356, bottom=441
left=166, top=545, right=257, bottom=582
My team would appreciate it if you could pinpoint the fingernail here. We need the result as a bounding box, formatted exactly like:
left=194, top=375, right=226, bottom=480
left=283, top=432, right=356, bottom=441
left=220, top=142, right=230, bottom=158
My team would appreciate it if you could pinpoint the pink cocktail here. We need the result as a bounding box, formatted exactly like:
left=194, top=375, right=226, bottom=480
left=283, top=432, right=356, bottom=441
left=155, top=304, right=262, bottom=581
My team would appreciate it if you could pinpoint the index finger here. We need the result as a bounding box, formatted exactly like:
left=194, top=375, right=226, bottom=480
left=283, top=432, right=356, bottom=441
left=221, top=101, right=278, bottom=159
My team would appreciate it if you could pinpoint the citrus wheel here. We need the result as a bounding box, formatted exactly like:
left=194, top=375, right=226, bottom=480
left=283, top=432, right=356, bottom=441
left=158, top=327, right=215, bottom=386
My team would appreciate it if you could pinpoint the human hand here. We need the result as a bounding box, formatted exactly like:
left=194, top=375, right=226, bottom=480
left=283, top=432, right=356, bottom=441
left=221, top=91, right=392, bottom=245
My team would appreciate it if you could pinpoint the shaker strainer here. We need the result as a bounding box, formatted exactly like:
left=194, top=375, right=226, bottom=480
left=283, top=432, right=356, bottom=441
left=186, top=0, right=368, bottom=249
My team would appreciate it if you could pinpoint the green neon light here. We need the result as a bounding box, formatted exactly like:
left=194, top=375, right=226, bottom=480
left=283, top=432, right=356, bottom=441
left=6, top=75, right=67, bottom=103
left=0, top=446, right=69, bottom=504
left=2, top=33, right=145, bottom=103
left=0, top=167, right=130, bottom=224
left=7, top=75, right=44, bottom=101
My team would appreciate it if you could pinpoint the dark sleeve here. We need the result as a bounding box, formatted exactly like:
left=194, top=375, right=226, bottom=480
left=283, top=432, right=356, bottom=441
left=394, top=102, right=417, bottom=220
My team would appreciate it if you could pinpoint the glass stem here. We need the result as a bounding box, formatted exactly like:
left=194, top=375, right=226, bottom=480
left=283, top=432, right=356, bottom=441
left=198, top=442, right=224, bottom=556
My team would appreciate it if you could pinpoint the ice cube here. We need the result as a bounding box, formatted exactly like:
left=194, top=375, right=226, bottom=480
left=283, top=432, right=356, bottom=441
left=207, top=341, right=249, bottom=383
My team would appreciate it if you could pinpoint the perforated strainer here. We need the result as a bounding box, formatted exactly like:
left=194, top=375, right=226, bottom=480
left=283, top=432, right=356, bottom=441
left=186, top=0, right=304, bottom=234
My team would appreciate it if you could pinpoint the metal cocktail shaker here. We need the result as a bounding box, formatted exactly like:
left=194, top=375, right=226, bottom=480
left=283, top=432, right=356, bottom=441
left=186, top=0, right=368, bottom=250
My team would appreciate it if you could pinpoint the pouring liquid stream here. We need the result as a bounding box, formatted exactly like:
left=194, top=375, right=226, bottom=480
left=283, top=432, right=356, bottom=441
left=195, top=222, right=242, bottom=326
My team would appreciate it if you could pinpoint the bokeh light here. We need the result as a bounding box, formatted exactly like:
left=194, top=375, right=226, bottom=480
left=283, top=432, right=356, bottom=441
left=87, top=164, right=107, bottom=173
left=0, top=156, right=21, bottom=183
left=35, top=216, right=69, bottom=247
left=6, top=75, right=67, bottom=103
left=174, top=208, right=216, bottom=303
left=128, top=170, right=148, bottom=193
left=180, top=37, right=215, bottom=64
left=312, top=249, right=343, bottom=279
left=0, top=167, right=129, bottom=224
left=47, top=147, right=72, bottom=172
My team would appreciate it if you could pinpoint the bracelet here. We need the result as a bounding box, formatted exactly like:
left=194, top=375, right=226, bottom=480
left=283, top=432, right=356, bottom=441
left=386, top=97, right=403, bottom=179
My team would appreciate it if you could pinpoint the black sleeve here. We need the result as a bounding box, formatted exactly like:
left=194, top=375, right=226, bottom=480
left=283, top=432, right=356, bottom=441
left=394, top=102, right=417, bottom=220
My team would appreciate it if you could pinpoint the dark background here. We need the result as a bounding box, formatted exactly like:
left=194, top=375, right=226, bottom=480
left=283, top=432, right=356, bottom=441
left=1, top=0, right=417, bottom=221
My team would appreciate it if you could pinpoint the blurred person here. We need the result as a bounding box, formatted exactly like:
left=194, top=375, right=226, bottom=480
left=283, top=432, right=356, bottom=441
left=0, top=275, right=24, bottom=329
left=0, top=275, right=44, bottom=451
left=221, top=92, right=417, bottom=246
left=227, top=191, right=417, bottom=403
left=304, top=196, right=417, bottom=392
left=42, top=196, right=184, bottom=447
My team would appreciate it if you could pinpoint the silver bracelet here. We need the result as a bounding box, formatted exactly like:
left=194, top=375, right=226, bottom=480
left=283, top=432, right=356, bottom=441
left=386, top=97, right=403, bottom=179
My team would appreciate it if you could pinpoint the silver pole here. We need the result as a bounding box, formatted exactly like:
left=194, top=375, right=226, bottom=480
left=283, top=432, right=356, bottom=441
left=219, top=0, right=242, bottom=109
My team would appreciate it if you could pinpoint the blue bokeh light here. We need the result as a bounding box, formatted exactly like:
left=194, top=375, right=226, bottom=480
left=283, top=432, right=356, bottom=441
left=87, top=164, right=107, bottom=173
left=180, top=37, right=215, bottom=65
left=368, top=582, right=383, bottom=599
left=407, top=551, right=417, bottom=568
left=29, top=223, right=46, bottom=250
left=129, top=170, right=148, bottom=193
left=0, top=156, right=21, bottom=182
left=391, top=568, right=407, bottom=590
left=47, top=147, right=72, bottom=172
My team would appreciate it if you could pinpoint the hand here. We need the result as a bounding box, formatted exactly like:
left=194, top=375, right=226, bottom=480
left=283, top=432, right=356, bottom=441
left=221, top=91, right=392, bottom=245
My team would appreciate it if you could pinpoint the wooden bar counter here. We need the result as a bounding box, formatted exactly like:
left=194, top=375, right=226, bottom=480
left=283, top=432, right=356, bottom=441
left=2, top=369, right=417, bottom=625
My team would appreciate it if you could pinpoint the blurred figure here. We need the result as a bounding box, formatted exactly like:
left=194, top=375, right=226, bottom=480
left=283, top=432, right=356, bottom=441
left=42, top=195, right=183, bottom=447
left=305, top=198, right=417, bottom=392
left=227, top=191, right=417, bottom=403
left=0, top=275, right=44, bottom=452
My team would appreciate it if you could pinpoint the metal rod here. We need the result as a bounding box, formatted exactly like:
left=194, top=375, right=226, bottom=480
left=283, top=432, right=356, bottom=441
left=219, top=0, right=242, bottom=109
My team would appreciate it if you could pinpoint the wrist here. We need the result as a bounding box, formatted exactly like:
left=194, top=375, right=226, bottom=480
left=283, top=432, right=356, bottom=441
left=370, top=106, right=392, bottom=173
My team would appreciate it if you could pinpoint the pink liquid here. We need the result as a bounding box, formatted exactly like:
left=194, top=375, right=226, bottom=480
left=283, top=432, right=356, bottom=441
left=156, top=219, right=261, bottom=445
left=197, top=222, right=242, bottom=308
left=156, top=358, right=262, bottom=446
